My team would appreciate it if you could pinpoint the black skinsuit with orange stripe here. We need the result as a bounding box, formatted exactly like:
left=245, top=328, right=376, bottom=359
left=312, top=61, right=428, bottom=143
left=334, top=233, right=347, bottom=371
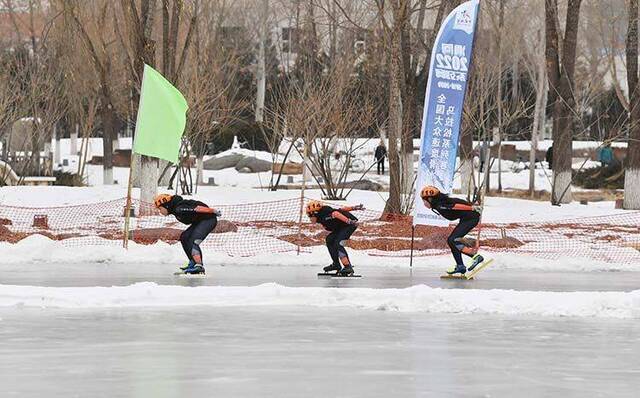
left=314, top=205, right=358, bottom=266
left=162, top=195, right=218, bottom=265
left=427, top=193, right=480, bottom=266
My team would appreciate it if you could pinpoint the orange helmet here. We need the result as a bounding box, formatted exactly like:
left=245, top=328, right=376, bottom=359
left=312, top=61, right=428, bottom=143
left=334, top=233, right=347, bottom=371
left=154, top=194, right=173, bottom=208
left=306, top=200, right=323, bottom=216
left=420, top=185, right=440, bottom=200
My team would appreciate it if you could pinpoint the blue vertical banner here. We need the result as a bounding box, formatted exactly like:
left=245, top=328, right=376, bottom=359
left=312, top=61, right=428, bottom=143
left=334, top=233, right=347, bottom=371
left=413, top=0, right=480, bottom=226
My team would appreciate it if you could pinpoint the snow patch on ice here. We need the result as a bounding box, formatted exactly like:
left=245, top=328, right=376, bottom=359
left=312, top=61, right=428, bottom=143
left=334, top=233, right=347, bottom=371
left=0, top=282, right=638, bottom=318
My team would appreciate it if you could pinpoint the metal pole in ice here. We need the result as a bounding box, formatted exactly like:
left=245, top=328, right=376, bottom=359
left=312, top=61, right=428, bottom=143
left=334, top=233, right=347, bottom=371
left=296, top=142, right=308, bottom=255
left=409, top=225, right=415, bottom=268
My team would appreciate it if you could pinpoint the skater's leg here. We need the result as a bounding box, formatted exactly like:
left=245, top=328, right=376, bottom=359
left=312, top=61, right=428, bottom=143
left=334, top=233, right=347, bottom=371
left=322, top=232, right=344, bottom=272
left=336, top=225, right=357, bottom=274
left=456, top=214, right=480, bottom=258
left=180, top=225, right=197, bottom=262
left=325, top=232, right=340, bottom=265
left=447, top=214, right=479, bottom=266
left=188, top=218, right=217, bottom=266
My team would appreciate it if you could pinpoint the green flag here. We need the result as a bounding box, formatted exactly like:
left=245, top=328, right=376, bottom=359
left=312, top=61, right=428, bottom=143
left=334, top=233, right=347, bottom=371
left=133, top=64, right=188, bottom=163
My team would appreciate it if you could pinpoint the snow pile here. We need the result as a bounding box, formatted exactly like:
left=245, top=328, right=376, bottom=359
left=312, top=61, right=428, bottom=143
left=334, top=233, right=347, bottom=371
left=1, top=282, right=638, bottom=318
left=208, top=147, right=274, bottom=162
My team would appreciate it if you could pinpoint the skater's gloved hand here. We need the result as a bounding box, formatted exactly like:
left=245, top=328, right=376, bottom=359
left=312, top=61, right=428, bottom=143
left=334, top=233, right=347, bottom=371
left=214, top=209, right=222, bottom=217
left=472, top=204, right=482, bottom=213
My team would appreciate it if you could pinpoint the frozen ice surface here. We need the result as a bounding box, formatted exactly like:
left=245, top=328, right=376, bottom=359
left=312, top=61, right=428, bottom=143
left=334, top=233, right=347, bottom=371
left=2, top=262, right=639, bottom=292
left=1, top=306, right=639, bottom=398
left=1, top=262, right=639, bottom=396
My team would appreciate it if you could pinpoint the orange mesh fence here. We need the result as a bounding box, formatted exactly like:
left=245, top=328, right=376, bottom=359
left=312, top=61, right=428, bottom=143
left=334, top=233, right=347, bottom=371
left=363, top=213, right=640, bottom=266
left=0, top=197, right=639, bottom=264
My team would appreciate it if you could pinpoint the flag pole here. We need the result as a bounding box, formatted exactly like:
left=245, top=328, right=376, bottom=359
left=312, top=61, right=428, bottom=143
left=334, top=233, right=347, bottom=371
left=123, top=154, right=135, bottom=249
left=409, top=224, right=415, bottom=268
left=296, top=141, right=308, bottom=255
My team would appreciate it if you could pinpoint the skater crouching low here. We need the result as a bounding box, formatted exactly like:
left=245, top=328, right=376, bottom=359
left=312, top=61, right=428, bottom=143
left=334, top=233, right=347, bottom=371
left=154, top=194, right=220, bottom=275
left=306, top=200, right=365, bottom=276
left=419, top=186, right=484, bottom=275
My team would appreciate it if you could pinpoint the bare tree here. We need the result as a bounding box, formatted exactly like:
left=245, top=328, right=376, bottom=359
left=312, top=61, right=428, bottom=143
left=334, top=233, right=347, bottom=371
left=591, top=0, right=629, bottom=113
left=0, top=61, right=19, bottom=164
left=373, top=0, right=411, bottom=214
left=183, top=0, right=251, bottom=192
left=61, top=0, right=129, bottom=185
left=1, top=1, right=68, bottom=180
left=118, top=0, right=159, bottom=206
left=527, top=29, right=548, bottom=197
left=545, top=0, right=583, bottom=204
left=625, top=0, right=640, bottom=209
left=268, top=58, right=378, bottom=200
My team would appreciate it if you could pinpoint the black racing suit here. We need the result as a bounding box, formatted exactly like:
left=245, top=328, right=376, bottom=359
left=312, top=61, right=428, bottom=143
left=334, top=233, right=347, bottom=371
left=163, top=195, right=218, bottom=266
left=315, top=205, right=358, bottom=266
left=428, top=193, right=480, bottom=266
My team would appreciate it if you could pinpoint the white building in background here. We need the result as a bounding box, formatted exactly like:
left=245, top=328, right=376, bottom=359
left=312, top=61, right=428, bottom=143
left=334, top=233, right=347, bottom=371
left=272, top=23, right=300, bottom=73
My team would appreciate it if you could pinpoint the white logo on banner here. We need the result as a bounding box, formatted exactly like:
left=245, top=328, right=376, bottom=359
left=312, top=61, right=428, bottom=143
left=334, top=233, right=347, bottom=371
left=454, top=10, right=473, bottom=34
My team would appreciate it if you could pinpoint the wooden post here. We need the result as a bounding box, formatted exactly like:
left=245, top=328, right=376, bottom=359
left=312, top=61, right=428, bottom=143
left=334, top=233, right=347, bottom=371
left=123, top=151, right=136, bottom=249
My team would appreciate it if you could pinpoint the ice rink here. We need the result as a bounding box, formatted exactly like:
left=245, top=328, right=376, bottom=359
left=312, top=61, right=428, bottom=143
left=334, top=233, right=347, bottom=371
left=1, top=262, right=639, bottom=397
left=1, top=305, right=639, bottom=397
left=2, top=262, right=640, bottom=291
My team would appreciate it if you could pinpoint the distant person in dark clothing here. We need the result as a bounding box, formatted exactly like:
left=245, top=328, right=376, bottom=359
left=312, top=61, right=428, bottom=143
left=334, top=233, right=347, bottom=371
left=374, top=140, right=387, bottom=175
left=479, top=141, right=488, bottom=172
left=545, top=146, right=553, bottom=170
left=598, top=144, right=614, bottom=167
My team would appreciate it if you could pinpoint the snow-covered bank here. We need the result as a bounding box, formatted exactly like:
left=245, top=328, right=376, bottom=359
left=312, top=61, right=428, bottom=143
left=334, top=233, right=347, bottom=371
left=1, top=234, right=638, bottom=272
left=1, top=282, right=638, bottom=318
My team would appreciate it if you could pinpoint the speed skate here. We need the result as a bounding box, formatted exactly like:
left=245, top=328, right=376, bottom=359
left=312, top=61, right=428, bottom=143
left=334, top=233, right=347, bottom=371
left=440, top=259, right=494, bottom=280
left=317, top=272, right=362, bottom=278
left=173, top=270, right=207, bottom=278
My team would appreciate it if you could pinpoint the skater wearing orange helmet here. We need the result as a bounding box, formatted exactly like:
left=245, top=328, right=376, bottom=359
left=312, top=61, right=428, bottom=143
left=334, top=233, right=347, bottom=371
left=306, top=200, right=365, bottom=276
left=420, top=185, right=484, bottom=275
left=154, top=194, right=220, bottom=275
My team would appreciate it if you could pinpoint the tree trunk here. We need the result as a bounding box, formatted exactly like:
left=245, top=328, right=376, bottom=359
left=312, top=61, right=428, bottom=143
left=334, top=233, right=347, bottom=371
left=625, top=0, right=640, bottom=209
left=255, top=0, right=268, bottom=123
left=140, top=156, right=158, bottom=210
left=545, top=0, right=560, bottom=199
left=496, top=0, right=504, bottom=193
left=530, top=40, right=547, bottom=197
left=196, top=154, right=204, bottom=186
left=159, top=160, right=171, bottom=186
left=385, top=25, right=404, bottom=214
left=546, top=0, right=582, bottom=204
left=460, top=149, right=476, bottom=200
left=126, top=0, right=159, bottom=203
left=512, top=53, right=519, bottom=104
left=400, top=6, right=414, bottom=199
left=70, top=123, right=79, bottom=155
left=54, top=124, right=61, bottom=166
left=132, top=154, right=141, bottom=188
left=101, top=102, right=117, bottom=185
